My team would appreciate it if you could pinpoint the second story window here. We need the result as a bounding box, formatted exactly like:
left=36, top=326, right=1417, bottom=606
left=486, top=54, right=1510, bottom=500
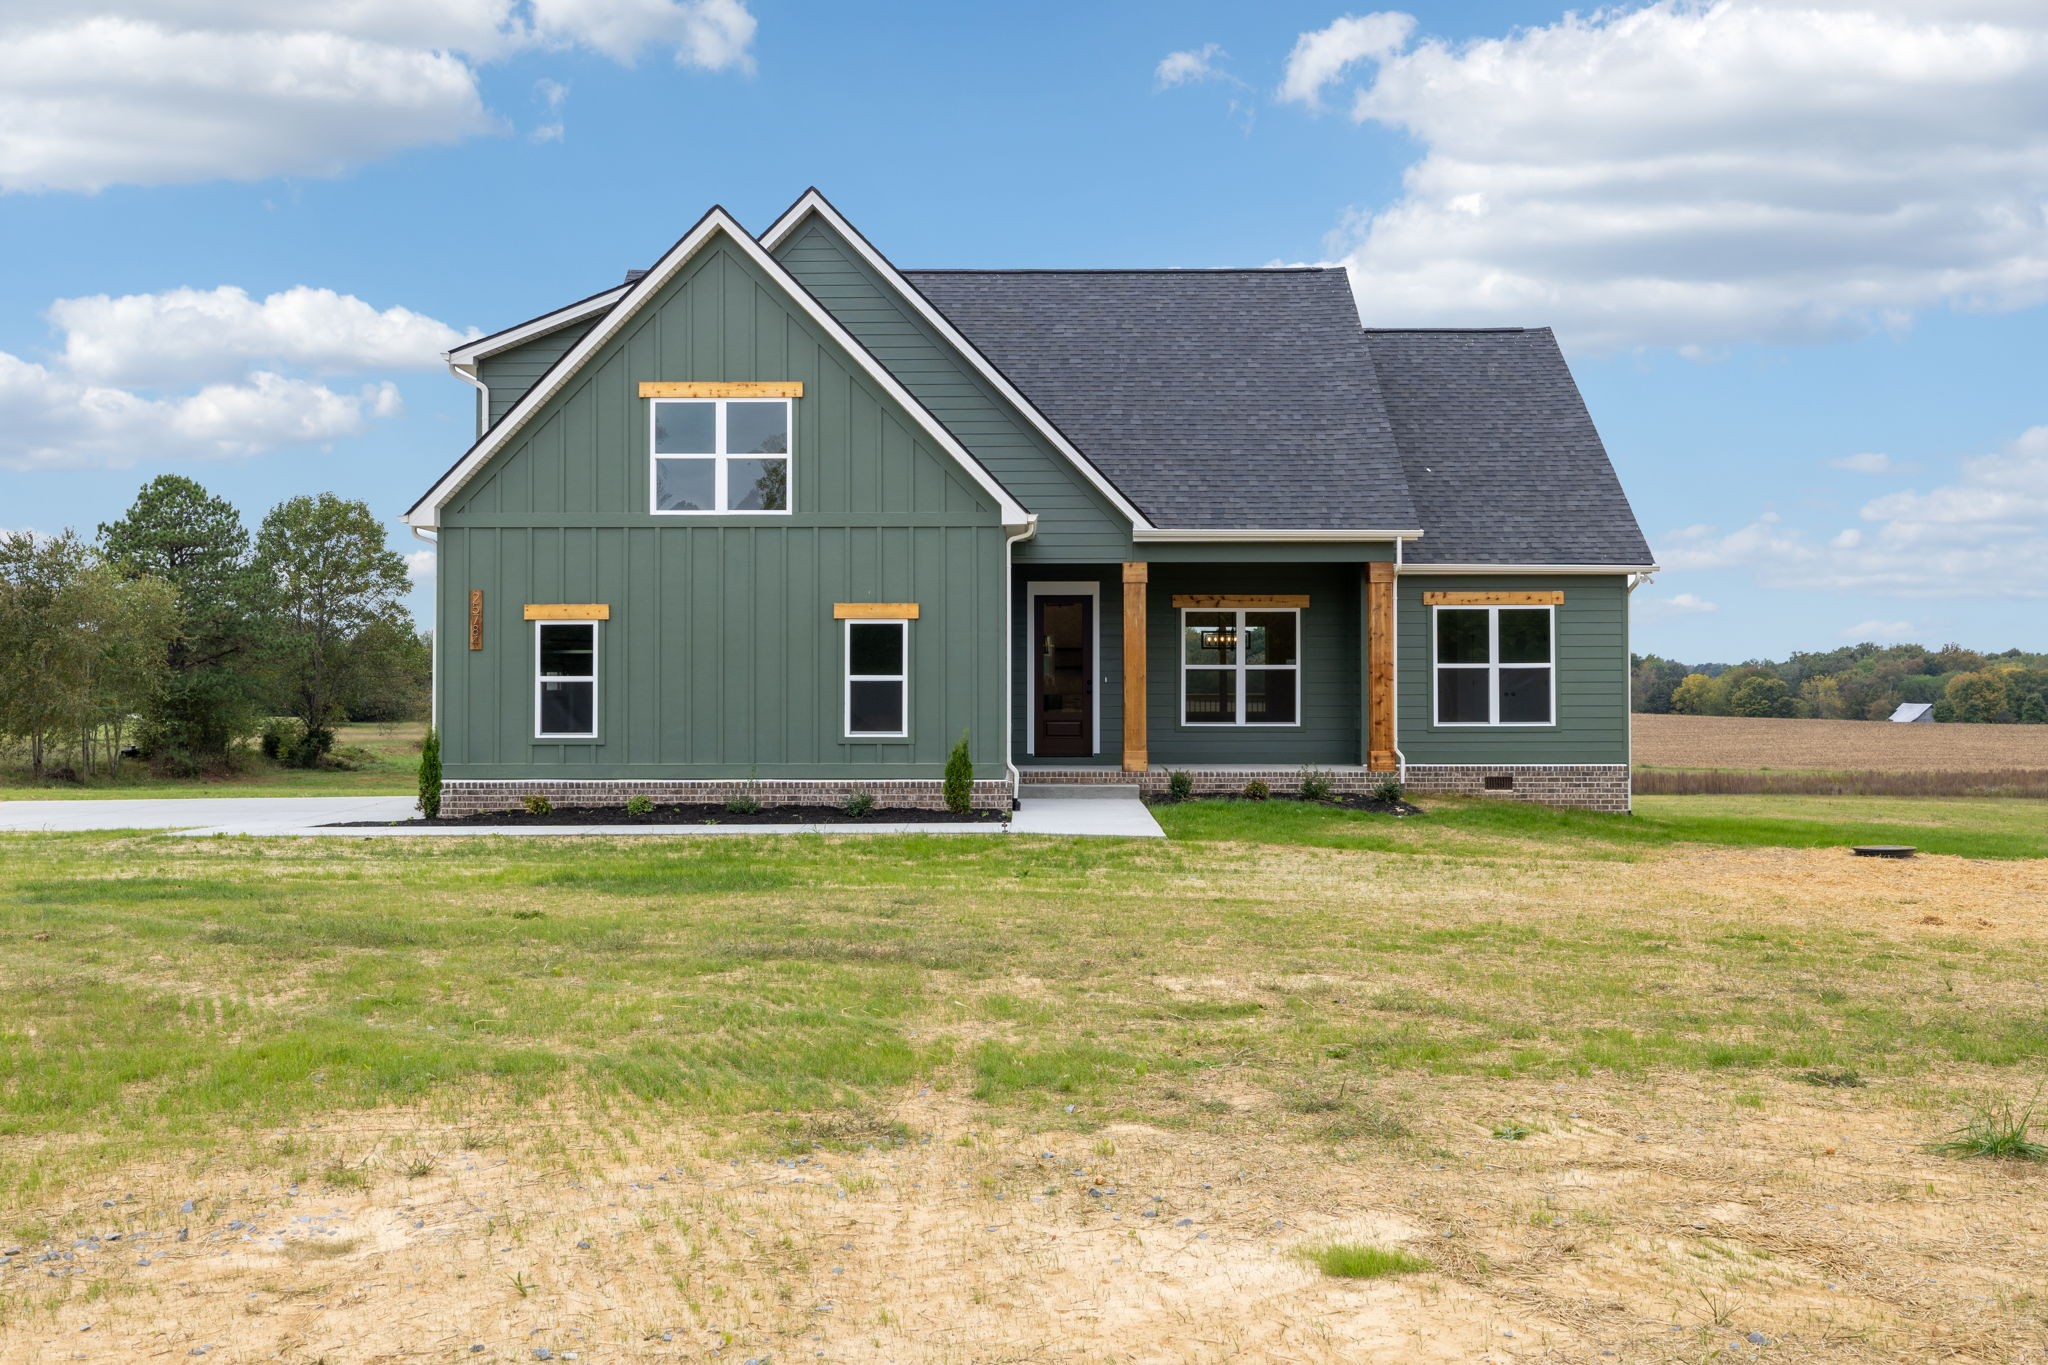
left=651, top=398, right=791, bottom=514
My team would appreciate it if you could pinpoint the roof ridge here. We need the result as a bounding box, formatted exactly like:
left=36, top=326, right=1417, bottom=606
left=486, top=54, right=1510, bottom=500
left=1362, top=326, right=1533, bottom=334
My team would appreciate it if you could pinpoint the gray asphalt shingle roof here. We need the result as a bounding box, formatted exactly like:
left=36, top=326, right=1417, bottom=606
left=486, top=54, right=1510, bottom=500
left=903, top=269, right=1418, bottom=532
left=1363, top=327, right=1653, bottom=566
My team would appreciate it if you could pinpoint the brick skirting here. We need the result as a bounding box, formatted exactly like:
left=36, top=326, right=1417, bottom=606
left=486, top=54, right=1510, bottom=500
left=1400, top=764, right=1632, bottom=814
left=1025, top=763, right=1632, bottom=813
left=440, top=777, right=1015, bottom=817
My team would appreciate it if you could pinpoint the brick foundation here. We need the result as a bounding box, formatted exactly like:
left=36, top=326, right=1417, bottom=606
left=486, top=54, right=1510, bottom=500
left=1399, top=764, right=1632, bottom=814
left=440, top=777, right=1015, bottom=817
left=1024, top=763, right=1632, bottom=813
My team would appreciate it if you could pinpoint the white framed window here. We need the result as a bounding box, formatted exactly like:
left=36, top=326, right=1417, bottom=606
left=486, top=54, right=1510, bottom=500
left=649, top=397, right=792, bottom=515
left=1432, top=606, right=1555, bottom=726
left=844, top=619, right=909, bottom=738
left=534, top=620, right=599, bottom=739
left=1180, top=608, right=1300, bottom=726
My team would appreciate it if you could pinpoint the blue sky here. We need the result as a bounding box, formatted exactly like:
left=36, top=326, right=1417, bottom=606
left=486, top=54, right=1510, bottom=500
left=3, top=1, right=2044, bottom=663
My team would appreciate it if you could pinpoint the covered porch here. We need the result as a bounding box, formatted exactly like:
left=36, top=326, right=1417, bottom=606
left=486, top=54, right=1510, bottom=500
left=1012, top=557, right=1397, bottom=782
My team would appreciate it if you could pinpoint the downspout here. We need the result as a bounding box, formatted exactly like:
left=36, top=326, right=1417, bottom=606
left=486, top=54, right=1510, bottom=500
left=448, top=358, right=490, bottom=437
left=1002, top=518, right=1040, bottom=807
left=1623, top=570, right=1655, bottom=814
left=1392, top=536, right=1407, bottom=784
left=412, top=526, right=440, bottom=733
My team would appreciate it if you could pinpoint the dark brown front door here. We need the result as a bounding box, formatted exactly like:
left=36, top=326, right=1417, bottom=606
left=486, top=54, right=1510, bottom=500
left=1034, top=594, right=1094, bottom=758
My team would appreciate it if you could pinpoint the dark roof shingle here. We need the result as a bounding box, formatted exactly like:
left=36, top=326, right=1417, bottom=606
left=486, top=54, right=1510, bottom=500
left=904, top=269, right=1419, bottom=531
left=1361, top=328, right=1652, bottom=566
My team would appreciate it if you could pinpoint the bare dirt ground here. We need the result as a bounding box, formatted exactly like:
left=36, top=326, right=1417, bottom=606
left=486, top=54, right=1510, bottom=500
left=1633, top=712, right=2048, bottom=771
left=4, top=845, right=2046, bottom=1364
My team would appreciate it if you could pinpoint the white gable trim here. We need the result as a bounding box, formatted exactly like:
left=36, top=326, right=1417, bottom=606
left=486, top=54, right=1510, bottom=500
left=444, top=285, right=628, bottom=366
left=760, top=189, right=1156, bottom=533
left=407, top=207, right=1031, bottom=529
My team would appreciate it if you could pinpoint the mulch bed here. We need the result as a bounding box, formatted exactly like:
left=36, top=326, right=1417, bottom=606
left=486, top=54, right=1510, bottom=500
left=329, top=803, right=1010, bottom=829
left=1146, top=793, right=1423, bottom=816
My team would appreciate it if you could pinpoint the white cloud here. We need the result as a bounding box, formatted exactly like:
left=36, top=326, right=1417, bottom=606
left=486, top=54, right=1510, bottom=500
left=49, top=286, right=474, bottom=387
left=0, top=353, right=399, bottom=472
left=1657, top=425, right=2048, bottom=598
left=405, top=549, right=436, bottom=581
left=1636, top=592, right=1720, bottom=622
left=1156, top=43, right=1233, bottom=89
left=0, top=2, right=758, bottom=192
left=1301, top=2, right=2048, bottom=349
left=533, top=78, right=570, bottom=143
left=1828, top=451, right=1911, bottom=475
left=1278, top=13, right=1415, bottom=109
left=1842, top=618, right=1914, bottom=641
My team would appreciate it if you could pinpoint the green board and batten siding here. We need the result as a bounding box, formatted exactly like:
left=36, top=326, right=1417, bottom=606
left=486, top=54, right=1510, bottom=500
left=1395, top=574, right=1632, bottom=766
left=436, top=236, right=1009, bottom=781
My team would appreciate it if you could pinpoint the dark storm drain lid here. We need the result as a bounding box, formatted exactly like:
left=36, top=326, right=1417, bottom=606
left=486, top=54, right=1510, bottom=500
left=1851, top=845, right=1916, bottom=858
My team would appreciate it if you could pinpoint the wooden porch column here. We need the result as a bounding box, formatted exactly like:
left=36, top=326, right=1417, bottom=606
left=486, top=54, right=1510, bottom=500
left=1366, top=561, right=1396, bottom=771
left=1122, top=562, right=1148, bottom=772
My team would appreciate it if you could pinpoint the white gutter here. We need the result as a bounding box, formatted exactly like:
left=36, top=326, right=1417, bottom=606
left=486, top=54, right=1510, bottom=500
left=1133, top=527, right=1425, bottom=544
left=411, top=526, right=440, bottom=735
left=1002, top=518, right=1039, bottom=807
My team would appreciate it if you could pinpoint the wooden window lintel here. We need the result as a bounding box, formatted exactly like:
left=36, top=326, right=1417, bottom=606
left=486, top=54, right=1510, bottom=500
left=833, top=602, right=920, bottom=619
left=1422, top=590, right=1565, bottom=606
left=639, top=381, right=803, bottom=399
left=1170, top=593, right=1310, bottom=610
left=524, top=604, right=611, bottom=620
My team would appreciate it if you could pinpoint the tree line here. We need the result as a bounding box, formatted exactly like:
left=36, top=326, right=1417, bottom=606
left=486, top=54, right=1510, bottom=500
left=0, top=475, right=430, bottom=780
left=1633, top=641, right=2048, bottom=723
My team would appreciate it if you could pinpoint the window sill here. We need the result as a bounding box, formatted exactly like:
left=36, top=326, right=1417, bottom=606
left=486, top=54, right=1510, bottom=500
left=534, top=735, right=604, bottom=744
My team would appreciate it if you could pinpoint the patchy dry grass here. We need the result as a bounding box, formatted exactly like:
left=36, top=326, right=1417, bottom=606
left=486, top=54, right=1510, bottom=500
left=1, top=807, right=2045, bottom=1360
left=0, top=721, right=423, bottom=800
left=1635, top=712, right=2048, bottom=774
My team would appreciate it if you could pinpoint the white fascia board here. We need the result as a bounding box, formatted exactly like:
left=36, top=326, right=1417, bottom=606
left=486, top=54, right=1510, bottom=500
left=760, top=189, right=1156, bottom=533
left=1396, top=562, right=1659, bottom=574
left=443, top=286, right=629, bottom=367
left=1131, top=527, right=1424, bottom=543
left=408, top=207, right=1032, bottom=530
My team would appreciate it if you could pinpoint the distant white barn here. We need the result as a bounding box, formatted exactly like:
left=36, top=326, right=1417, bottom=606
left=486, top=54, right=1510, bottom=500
left=1890, top=702, right=1935, bottom=723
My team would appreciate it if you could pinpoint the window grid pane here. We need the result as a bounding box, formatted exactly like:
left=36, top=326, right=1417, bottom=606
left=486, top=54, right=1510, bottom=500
left=650, top=398, right=792, bottom=514
left=1432, top=606, right=1555, bottom=726
left=1181, top=607, right=1300, bottom=726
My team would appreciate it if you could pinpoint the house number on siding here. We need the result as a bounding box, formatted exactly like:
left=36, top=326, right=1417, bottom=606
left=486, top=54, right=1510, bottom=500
left=469, top=590, right=484, bottom=650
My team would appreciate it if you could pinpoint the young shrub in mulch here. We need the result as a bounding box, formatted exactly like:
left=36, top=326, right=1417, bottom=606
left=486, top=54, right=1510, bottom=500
left=624, top=794, right=655, bottom=817
left=416, top=725, right=442, bottom=819
left=1371, top=775, right=1406, bottom=805
left=1297, top=766, right=1335, bottom=803
left=1241, top=778, right=1271, bottom=801
left=521, top=793, right=553, bottom=817
left=944, top=729, right=974, bottom=813
left=1166, top=769, right=1194, bottom=801
left=841, top=788, right=877, bottom=819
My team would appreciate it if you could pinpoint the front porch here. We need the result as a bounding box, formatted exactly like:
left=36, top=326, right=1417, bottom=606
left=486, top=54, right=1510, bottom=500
left=1013, top=558, right=1397, bottom=776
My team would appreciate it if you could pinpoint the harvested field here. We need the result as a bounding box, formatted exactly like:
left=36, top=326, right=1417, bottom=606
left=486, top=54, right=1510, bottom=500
left=1638, top=703, right=2048, bottom=777
left=2, top=807, right=2046, bottom=1362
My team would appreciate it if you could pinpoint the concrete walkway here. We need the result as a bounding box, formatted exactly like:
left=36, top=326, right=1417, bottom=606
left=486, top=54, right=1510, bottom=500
left=0, top=786, right=1164, bottom=839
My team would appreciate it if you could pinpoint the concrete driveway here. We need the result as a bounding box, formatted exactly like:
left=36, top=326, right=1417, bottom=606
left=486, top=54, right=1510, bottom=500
left=0, top=796, right=419, bottom=836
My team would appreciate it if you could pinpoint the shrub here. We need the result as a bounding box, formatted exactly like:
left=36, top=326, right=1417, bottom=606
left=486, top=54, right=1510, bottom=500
left=944, top=729, right=973, bottom=813
left=416, top=725, right=441, bottom=819
left=1241, top=778, right=1270, bottom=801
left=624, top=794, right=654, bottom=817
left=1297, top=766, right=1334, bottom=803
left=841, top=788, right=876, bottom=819
left=726, top=767, right=763, bottom=815
left=521, top=793, right=553, bottom=817
left=1371, top=776, right=1406, bottom=805
left=259, top=720, right=288, bottom=761
left=1166, top=769, right=1194, bottom=801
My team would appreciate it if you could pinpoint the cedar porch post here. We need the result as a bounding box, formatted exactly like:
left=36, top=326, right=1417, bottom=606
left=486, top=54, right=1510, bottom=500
left=1122, top=562, right=1148, bottom=772
left=1366, top=561, right=1396, bottom=771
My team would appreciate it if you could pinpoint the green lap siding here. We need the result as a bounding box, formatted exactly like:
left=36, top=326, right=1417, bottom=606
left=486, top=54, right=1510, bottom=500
left=1395, top=574, right=1631, bottom=765
left=773, top=218, right=1137, bottom=563
left=476, top=320, right=595, bottom=431
left=436, top=237, right=1008, bottom=781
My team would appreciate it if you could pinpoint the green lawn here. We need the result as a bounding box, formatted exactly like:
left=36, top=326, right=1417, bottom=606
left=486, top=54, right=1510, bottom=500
left=1, top=793, right=2040, bottom=1202
left=0, top=721, right=422, bottom=799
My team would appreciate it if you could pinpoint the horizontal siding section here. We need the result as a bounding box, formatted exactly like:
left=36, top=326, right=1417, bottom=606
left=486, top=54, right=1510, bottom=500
left=1396, top=573, right=1630, bottom=765
left=775, top=219, right=1135, bottom=562
left=477, top=322, right=594, bottom=429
